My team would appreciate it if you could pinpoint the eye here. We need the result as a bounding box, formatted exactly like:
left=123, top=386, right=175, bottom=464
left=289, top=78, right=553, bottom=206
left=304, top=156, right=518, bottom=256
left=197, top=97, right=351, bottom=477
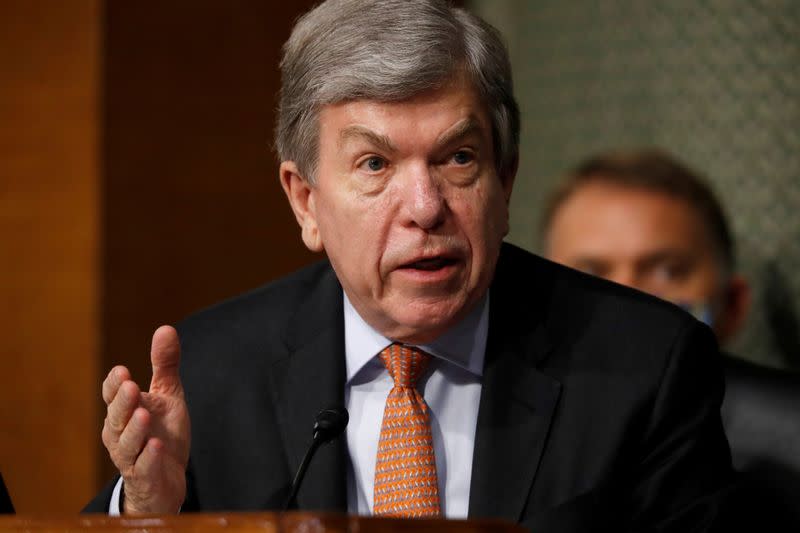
left=360, top=156, right=387, bottom=172
left=573, top=260, right=608, bottom=278
left=655, top=262, right=689, bottom=282
left=452, top=150, right=474, bottom=165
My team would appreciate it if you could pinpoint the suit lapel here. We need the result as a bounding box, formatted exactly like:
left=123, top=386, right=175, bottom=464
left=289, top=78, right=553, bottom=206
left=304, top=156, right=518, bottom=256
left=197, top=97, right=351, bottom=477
left=468, top=245, right=562, bottom=521
left=266, top=245, right=561, bottom=516
left=269, top=266, right=348, bottom=511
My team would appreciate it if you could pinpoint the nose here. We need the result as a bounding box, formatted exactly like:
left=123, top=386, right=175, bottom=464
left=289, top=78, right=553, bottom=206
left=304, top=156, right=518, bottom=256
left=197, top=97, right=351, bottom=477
left=608, top=267, right=638, bottom=290
left=401, top=163, right=445, bottom=230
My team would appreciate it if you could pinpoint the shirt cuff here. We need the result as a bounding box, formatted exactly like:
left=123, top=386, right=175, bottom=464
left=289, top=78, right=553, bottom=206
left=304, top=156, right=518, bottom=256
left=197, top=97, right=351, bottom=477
left=109, top=477, right=124, bottom=515
left=108, top=476, right=184, bottom=515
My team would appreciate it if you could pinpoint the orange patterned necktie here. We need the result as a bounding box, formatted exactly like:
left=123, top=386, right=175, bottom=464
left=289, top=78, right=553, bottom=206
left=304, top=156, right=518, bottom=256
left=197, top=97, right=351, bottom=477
left=373, top=343, right=441, bottom=518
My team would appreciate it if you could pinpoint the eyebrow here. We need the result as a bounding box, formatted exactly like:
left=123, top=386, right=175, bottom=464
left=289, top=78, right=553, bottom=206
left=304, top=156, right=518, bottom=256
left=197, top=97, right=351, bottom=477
left=636, top=250, right=694, bottom=268
left=573, top=249, right=690, bottom=266
left=339, top=125, right=397, bottom=153
left=338, top=116, right=485, bottom=154
left=435, top=116, right=484, bottom=149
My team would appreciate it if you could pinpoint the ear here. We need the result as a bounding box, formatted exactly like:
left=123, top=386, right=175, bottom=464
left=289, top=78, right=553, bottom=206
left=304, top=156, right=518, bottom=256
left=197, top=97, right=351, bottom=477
left=497, top=156, right=518, bottom=237
left=279, top=161, right=323, bottom=252
left=500, top=155, right=518, bottom=204
left=715, top=274, right=751, bottom=344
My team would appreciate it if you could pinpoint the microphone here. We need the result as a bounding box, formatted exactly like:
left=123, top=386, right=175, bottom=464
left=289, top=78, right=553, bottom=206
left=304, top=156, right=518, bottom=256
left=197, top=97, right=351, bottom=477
left=283, top=407, right=349, bottom=510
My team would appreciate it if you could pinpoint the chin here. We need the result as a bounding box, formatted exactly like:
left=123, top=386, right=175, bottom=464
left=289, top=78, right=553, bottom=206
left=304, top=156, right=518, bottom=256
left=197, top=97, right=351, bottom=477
left=386, top=300, right=466, bottom=344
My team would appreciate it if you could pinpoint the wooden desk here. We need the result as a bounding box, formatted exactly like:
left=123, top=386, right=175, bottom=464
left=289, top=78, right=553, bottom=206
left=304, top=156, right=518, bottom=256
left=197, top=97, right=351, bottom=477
left=0, top=512, right=525, bottom=532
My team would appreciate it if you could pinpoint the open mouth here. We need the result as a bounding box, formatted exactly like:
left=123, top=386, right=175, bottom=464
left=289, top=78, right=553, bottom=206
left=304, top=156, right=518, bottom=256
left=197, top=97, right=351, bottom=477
left=402, top=256, right=458, bottom=271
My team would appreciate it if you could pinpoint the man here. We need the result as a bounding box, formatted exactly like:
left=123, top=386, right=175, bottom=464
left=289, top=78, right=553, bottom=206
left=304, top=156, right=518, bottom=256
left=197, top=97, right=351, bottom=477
left=542, top=148, right=750, bottom=342
left=542, top=148, right=800, bottom=528
left=86, top=1, right=732, bottom=530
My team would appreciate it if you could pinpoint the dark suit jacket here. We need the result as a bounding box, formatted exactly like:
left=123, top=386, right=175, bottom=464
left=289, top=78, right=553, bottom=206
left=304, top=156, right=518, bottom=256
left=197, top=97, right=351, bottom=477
left=716, top=355, right=800, bottom=530
left=0, top=473, right=13, bottom=514
left=85, top=243, right=733, bottom=531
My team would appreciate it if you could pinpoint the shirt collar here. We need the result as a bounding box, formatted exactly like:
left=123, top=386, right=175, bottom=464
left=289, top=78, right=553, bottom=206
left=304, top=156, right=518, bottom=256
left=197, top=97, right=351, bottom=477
left=344, top=291, right=489, bottom=384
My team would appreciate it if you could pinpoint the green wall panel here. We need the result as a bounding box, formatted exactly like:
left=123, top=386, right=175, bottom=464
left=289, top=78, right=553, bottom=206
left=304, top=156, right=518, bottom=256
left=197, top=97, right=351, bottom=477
left=471, top=0, right=800, bottom=368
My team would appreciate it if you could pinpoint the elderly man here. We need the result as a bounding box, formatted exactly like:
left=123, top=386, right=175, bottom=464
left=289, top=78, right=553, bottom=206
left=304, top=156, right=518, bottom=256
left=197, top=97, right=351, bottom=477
left=86, top=1, right=732, bottom=530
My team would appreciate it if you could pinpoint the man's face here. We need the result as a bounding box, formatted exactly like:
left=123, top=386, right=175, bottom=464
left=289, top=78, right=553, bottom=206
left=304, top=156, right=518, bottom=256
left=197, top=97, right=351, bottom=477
left=281, top=78, right=514, bottom=343
left=546, top=179, right=724, bottom=315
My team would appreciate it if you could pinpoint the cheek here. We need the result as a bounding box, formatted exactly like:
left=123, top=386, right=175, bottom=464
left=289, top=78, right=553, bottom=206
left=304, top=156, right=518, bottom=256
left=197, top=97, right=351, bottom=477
left=317, top=187, right=393, bottom=273
left=452, top=183, right=508, bottom=261
left=475, top=184, right=510, bottom=242
left=685, top=269, right=721, bottom=300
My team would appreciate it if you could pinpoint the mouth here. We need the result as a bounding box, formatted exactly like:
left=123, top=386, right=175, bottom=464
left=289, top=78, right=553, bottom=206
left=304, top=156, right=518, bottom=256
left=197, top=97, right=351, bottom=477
left=401, top=256, right=459, bottom=271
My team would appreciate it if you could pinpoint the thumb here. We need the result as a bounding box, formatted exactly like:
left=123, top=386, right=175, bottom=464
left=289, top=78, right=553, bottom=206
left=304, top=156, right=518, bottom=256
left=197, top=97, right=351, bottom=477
left=149, top=325, right=182, bottom=395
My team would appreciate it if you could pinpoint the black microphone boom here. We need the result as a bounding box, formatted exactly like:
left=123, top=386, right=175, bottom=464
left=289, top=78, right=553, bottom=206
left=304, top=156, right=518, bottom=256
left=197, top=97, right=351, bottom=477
left=283, top=407, right=349, bottom=510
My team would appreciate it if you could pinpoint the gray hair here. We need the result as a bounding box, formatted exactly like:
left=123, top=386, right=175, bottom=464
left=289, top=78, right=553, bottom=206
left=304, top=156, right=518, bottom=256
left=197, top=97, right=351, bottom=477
left=275, top=0, right=520, bottom=184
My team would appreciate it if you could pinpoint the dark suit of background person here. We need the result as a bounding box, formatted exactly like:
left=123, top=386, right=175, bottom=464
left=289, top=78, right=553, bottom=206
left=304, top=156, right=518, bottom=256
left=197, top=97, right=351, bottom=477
left=86, top=243, right=733, bottom=531
left=717, top=356, right=800, bottom=530
left=541, top=148, right=800, bottom=530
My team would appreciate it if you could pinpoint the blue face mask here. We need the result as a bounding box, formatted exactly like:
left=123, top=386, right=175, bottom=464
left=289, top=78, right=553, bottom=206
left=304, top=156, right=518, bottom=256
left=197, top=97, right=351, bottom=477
left=675, top=301, right=714, bottom=328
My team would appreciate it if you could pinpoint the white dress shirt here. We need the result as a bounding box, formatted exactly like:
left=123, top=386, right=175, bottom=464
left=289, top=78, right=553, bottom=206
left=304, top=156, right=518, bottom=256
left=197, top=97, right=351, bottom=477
left=110, top=291, right=489, bottom=517
left=344, top=292, right=487, bottom=518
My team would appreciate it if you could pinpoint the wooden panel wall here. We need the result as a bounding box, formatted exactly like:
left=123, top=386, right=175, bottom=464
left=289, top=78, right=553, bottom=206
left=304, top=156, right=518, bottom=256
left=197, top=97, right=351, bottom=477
left=1, top=0, right=320, bottom=512
left=0, top=1, right=100, bottom=513
left=100, top=1, right=319, bottom=482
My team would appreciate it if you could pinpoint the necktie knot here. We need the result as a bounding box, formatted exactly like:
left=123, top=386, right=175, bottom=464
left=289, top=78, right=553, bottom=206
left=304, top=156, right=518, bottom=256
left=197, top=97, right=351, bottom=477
left=379, top=343, right=431, bottom=389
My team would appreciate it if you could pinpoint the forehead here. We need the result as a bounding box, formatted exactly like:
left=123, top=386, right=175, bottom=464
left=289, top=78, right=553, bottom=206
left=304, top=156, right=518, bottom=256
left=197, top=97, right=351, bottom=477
left=318, top=79, right=491, bottom=145
left=551, top=181, right=710, bottom=253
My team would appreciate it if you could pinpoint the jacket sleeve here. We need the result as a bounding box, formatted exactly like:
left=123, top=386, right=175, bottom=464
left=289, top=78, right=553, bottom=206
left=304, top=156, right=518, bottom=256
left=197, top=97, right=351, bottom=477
left=82, top=475, right=119, bottom=513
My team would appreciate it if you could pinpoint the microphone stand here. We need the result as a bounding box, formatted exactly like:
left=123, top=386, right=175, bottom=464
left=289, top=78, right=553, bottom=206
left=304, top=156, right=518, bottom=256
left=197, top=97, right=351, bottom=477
left=284, top=436, right=323, bottom=510
left=283, top=407, right=349, bottom=510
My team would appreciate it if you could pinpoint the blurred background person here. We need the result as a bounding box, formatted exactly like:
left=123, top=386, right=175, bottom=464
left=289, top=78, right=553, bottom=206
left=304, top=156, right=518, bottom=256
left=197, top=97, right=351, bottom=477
left=543, top=149, right=749, bottom=342
left=472, top=1, right=800, bottom=374
left=540, top=148, right=800, bottom=528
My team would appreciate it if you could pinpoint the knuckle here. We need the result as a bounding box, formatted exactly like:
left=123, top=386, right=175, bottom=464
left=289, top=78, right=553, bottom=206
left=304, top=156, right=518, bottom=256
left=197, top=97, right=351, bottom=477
left=122, top=465, right=152, bottom=493
left=106, top=411, right=126, bottom=433
left=103, top=367, right=132, bottom=404
left=104, top=370, right=118, bottom=388
left=110, top=365, right=126, bottom=380
left=116, top=381, right=130, bottom=401
left=120, top=466, right=137, bottom=484
left=101, top=423, right=111, bottom=446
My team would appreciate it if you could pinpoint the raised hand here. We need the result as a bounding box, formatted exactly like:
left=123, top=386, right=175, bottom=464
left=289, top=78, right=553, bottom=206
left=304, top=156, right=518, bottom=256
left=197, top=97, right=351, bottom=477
left=101, top=325, right=190, bottom=514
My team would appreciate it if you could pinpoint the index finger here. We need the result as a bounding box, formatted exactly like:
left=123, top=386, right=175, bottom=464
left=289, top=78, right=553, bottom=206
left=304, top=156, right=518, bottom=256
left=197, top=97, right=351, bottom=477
left=102, top=365, right=132, bottom=405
